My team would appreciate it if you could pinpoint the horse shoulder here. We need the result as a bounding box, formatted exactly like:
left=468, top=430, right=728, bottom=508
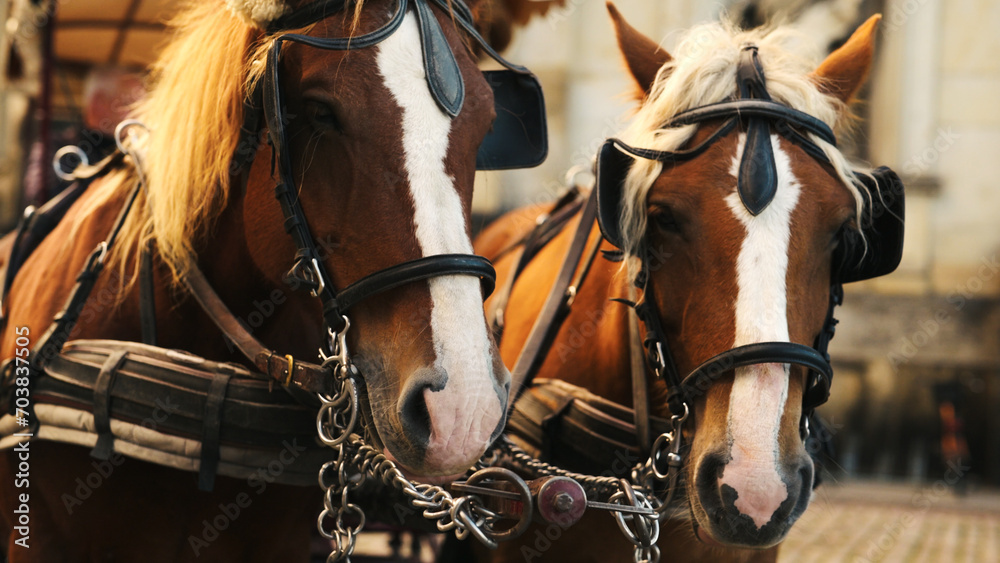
left=0, top=180, right=125, bottom=355
left=473, top=203, right=551, bottom=260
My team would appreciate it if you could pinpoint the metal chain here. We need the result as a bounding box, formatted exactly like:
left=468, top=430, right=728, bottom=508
left=313, top=316, right=685, bottom=563
left=314, top=318, right=528, bottom=560
left=497, top=437, right=623, bottom=495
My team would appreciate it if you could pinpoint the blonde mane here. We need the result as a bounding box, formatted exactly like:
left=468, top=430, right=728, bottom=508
left=76, top=1, right=364, bottom=288
left=616, top=20, right=870, bottom=280
left=74, top=3, right=260, bottom=287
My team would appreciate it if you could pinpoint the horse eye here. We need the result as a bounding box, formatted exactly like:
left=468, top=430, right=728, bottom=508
left=304, top=99, right=342, bottom=131
left=651, top=208, right=680, bottom=234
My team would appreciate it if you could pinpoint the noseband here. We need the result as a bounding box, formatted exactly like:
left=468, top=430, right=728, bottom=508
left=251, top=0, right=534, bottom=335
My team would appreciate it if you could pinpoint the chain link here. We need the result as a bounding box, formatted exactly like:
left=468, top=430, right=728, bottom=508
left=313, top=316, right=686, bottom=563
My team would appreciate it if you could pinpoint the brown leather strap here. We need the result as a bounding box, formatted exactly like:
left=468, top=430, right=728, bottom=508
left=182, top=265, right=332, bottom=395
left=489, top=188, right=585, bottom=340
left=138, top=241, right=157, bottom=346
left=508, top=188, right=600, bottom=414
left=198, top=370, right=231, bottom=491
left=508, top=379, right=672, bottom=475
left=90, top=349, right=128, bottom=460
left=627, top=300, right=651, bottom=453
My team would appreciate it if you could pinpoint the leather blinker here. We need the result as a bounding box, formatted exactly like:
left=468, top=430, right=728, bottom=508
left=736, top=44, right=777, bottom=216
left=413, top=0, right=464, bottom=117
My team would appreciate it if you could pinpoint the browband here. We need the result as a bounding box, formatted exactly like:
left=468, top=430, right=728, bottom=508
left=608, top=98, right=838, bottom=166
left=669, top=99, right=836, bottom=146
left=264, top=0, right=532, bottom=75
left=266, top=0, right=351, bottom=33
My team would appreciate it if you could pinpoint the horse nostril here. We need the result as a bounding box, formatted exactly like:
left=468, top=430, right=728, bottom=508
left=696, top=451, right=726, bottom=494
left=399, top=386, right=430, bottom=444
left=794, top=458, right=815, bottom=513
left=396, top=367, right=446, bottom=450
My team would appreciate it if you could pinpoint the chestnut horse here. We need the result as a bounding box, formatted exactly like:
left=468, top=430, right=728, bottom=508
left=475, top=6, right=899, bottom=562
left=0, top=0, right=522, bottom=560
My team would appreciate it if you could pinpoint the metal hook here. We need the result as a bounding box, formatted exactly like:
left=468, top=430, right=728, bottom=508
left=114, top=119, right=150, bottom=154
left=52, top=145, right=89, bottom=181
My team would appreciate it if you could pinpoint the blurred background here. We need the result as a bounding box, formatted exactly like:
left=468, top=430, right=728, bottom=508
left=1, top=0, right=998, bottom=559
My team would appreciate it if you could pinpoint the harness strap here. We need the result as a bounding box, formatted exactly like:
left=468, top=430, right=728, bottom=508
left=806, top=284, right=843, bottom=412
left=626, top=293, right=651, bottom=453
left=90, top=349, right=128, bottom=460
left=1, top=178, right=92, bottom=327
left=508, top=189, right=601, bottom=413
left=633, top=270, right=686, bottom=418
left=0, top=208, right=34, bottom=327
left=490, top=188, right=585, bottom=340
left=198, top=370, right=232, bottom=491
left=31, top=178, right=145, bottom=372
left=138, top=241, right=158, bottom=346
left=508, top=379, right=673, bottom=475
left=181, top=265, right=333, bottom=396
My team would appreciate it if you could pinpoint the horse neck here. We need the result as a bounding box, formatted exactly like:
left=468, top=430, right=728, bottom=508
left=185, top=170, right=325, bottom=363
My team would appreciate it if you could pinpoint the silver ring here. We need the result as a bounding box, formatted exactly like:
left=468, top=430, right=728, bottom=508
left=564, top=163, right=595, bottom=189
left=114, top=119, right=150, bottom=154
left=52, top=145, right=89, bottom=181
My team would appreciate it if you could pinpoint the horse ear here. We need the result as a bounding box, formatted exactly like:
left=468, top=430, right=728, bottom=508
left=811, top=14, right=881, bottom=104
left=607, top=2, right=671, bottom=99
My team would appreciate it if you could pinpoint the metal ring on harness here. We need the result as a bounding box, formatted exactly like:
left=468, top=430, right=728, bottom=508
left=114, top=119, right=150, bottom=154
left=53, top=145, right=89, bottom=182
left=609, top=480, right=659, bottom=549
left=563, top=163, right=595, bottom=190
left=462, top=467, right=534, bottom=545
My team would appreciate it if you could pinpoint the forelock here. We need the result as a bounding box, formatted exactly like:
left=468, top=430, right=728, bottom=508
left=615, top=20, right=870, bottom=283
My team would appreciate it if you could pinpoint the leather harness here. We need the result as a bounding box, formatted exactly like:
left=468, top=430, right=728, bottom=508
left=497, top=44, right=905, bottom=479
left=0, top=0, right=547, bottom=491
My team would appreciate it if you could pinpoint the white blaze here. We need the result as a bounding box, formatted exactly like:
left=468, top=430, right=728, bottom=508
left=376, top=13, right=500, bottom=469
left=718, top=134, right=800, bottom=528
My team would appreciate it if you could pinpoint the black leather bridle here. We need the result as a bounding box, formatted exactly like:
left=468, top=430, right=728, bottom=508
left=596, top=44, right=905, bottom=435
left=249, top=0, right=546, bottom=334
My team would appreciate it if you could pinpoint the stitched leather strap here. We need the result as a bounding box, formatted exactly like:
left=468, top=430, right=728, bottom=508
left=489, top=189, right=585, bottom=340
left=138, top=242, right=157, bottom=346
left=198, top=371, right=232, bottom=491
left=413, top=0, right=464, bottom=116
left=669, top=99, right=836, bottom=146
left=182, top=265, right=333, bottom=395
left=1, top=178, right=93, bottom=327
left=680, top=341, right=833, bottom=399
left=509, top=189, right=600, bottom=412
left=90, top=349, right=128, bottom=460
left=336, top=254, right=496, bottom=313
left=31, top=179, right=145, bottom=371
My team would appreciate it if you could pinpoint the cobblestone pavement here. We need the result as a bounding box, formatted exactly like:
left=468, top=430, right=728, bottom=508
left=779, top=480, right=1000, bottom=562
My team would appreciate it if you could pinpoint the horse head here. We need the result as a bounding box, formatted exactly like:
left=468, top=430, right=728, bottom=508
left=126, top=0, right=519, bottom=480
left=244, top=0, right=514, bottom=479
left=601, top=5, right=896, bottom=547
